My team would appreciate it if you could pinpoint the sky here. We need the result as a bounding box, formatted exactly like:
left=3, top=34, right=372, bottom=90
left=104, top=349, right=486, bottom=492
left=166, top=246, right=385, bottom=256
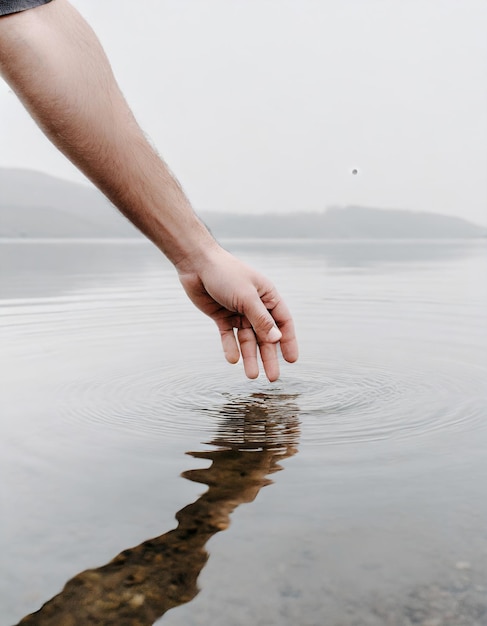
left=1, top=0, right=486, bottom=226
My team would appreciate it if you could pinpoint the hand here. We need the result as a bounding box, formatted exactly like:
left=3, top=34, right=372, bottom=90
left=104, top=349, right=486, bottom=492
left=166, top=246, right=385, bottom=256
left=177, top=246, right=298, bottom=382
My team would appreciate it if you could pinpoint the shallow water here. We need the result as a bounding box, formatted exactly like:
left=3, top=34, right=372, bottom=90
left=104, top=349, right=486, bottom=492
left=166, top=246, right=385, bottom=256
left=1, top=239, right=487, bottom=625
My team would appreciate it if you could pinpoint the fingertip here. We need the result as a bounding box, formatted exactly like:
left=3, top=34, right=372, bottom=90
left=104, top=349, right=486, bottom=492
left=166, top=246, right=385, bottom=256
left=246, top=369, right=259, bottom=380
left=225, top=351, right=240, bottom=365
left=283, top=348, right=299, bottom=364
left=243, top=358, right=259, bottom=379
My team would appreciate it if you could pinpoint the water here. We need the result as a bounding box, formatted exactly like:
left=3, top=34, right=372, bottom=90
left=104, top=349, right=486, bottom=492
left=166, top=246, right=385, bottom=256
left=1, top=239, right=487, bottom=625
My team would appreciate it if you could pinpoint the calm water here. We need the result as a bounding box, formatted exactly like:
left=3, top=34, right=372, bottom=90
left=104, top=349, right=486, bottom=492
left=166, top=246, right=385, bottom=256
left=1, top=239, right=487, bottom=625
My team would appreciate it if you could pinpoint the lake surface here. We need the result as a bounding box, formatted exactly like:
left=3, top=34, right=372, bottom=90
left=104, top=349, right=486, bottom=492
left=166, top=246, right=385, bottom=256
left=1, top=239, right=487, bottom=625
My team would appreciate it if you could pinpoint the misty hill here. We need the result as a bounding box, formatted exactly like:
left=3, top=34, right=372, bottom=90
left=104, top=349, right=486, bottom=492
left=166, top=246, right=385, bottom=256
left=203, top=206, right=487, bottom=239
left=0, top=168, right=139, bottom=238
left=1, top=168, right=485, bottom=239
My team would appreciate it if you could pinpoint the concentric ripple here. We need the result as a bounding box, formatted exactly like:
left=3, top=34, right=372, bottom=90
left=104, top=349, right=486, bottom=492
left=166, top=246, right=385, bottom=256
left=288, top=358, right=487, bottom=444
left=60, top=356, right=487, bottom=447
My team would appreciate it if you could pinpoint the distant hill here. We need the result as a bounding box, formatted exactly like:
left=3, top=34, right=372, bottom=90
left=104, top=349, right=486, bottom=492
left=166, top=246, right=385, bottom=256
left=203, top=206, right=487, bottom=239
left=1, top=168, right=485, bottom=239
left=0, top=168, right=139, bottom=238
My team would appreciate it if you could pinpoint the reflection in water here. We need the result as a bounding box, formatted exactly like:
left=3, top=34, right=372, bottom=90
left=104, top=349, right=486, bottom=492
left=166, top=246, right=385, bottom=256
left=17, top=393, right=300, bottom=625
left=227, top=239, right=485, bottom=269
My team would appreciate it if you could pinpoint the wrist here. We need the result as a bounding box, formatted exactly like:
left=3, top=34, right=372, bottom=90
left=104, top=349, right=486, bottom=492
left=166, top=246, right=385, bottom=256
left=171, top=220, right=222, bottom=275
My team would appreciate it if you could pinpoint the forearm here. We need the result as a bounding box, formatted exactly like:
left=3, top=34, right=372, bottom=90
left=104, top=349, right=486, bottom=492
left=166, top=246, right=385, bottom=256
left=0, top=0, right=216, bottom=266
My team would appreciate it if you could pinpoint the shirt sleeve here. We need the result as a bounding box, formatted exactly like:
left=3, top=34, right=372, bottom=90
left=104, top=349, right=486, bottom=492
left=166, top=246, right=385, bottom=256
left=0, top=0, right=54, bottom=17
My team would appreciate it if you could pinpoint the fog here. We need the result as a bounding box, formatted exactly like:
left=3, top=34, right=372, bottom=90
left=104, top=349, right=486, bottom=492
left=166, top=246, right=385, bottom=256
left=1, top=0, right=486, bottom=225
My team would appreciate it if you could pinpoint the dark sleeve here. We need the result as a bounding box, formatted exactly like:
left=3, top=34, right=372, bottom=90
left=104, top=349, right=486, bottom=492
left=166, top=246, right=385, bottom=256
left=0, top=0, right=54, bottom=17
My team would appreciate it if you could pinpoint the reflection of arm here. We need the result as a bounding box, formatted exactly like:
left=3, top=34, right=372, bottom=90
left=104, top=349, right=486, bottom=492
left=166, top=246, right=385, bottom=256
left=17, top=401, right=299, bottom=623
left=17, top=446, right=297, bottom=625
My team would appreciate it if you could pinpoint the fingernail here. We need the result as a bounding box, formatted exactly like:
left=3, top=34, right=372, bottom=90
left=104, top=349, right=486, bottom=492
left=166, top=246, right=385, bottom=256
left=267, top=326, right=282, bottom=342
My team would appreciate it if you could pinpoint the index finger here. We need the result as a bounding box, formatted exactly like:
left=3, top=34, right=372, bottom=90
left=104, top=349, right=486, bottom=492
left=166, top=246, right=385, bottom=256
left=263, top=296, right=299, bottom=364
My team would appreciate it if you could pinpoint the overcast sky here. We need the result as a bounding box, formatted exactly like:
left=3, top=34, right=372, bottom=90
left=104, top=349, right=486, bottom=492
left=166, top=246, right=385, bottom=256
left=1, top=0, right=486, bottom=225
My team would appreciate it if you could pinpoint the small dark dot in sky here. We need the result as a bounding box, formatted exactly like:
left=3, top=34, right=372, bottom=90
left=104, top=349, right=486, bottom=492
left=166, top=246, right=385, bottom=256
left=352, top=169, right=358, bottom=175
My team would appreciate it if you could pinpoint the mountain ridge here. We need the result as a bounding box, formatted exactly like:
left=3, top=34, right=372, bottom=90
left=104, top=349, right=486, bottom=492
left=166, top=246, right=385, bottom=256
left=1, top=168, right=485, bottom=239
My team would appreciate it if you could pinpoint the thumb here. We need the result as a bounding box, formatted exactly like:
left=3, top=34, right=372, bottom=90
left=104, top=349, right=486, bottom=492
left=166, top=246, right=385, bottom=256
left=244, top=296, right=282, bottom=343
left=266, top=325, right=282, bottom=342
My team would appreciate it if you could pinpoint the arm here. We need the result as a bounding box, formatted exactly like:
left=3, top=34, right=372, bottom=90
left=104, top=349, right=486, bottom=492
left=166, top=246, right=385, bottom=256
left=0, top=0, right=298, bottom=381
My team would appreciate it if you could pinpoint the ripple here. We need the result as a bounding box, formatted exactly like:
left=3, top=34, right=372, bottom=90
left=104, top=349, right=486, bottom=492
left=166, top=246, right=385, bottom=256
left=61, top=364, right=298, bottom=445
left=291, top=360, right=487, bottom=444
left=60, top=356, right=487, bottom=447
